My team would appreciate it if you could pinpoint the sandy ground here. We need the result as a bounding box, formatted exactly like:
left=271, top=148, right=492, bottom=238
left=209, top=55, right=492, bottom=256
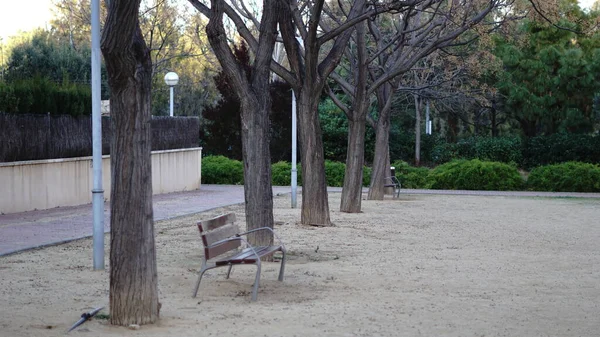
left=1, top=193, right=599, bottom=337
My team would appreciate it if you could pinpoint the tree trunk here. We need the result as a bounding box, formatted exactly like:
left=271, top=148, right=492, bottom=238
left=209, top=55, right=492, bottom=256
left=340, top=20, right=367, bottom=213
left=205, top=0, right=278, bottom=244
left=239, top=97, right=274, bottom=246
left=298, top=88, right=331, bottom=226
left=491, top=96, right=498, bottom=137
left=447, top=112, right=458, bottom=142
left=340, top=115, right=366, bottom=212
left=368, top=83, right=393, bottom=200
left=368, top=117, right=391, bottom=200
left=101, top=0, right=159, bottom=326
left=414, top=95, right=421, bottom=166
left=275, top=0, right=368, bottom=225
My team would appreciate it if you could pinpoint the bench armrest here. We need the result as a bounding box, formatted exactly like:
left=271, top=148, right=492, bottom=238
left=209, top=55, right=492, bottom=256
left=236, top=227, right=286, bottom=251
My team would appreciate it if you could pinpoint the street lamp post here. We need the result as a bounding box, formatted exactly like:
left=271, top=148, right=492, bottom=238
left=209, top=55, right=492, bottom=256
left=164, top=72, right=179, bottom=117
left=290, top=35, right=303, bottom=209
left=91, top=0, right=104, bottom=270
left=291, top=90, right=298, bottom=208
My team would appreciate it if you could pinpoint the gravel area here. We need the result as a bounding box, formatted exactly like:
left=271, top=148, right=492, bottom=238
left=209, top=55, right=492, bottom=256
left=1, top=193, right=599, bottom=336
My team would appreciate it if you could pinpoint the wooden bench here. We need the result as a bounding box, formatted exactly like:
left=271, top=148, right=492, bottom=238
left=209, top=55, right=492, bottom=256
left=384, top=176, right=401, bottom=198
left=192, top=213, right=286, bottom=301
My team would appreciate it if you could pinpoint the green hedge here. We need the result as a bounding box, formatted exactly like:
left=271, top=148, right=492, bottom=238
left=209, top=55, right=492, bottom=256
left=431, top=136, right=522, bottom=165
left=522, top=134, right=600, bottom=169
left=323, top=161, right=371, bottom=187
left=362, top=166, right=372, bottom=187
left=324, top=160, right=346, bottom=187
left=429, top=134, right=600, bottom=169
left=0, top=77, right=91, bottom=117
left=201, top=156, right=244, bottom=185
left=271, top=161, right=304, bottom=186
left=204, top=157, right=373, bottom=187
left=428, top=159, right=524, bottom=191
left=474, top=137, right=522, bottom=164
left=391, top=160, right=431, bottom=189
left=527, top=162, right=600, bottom=192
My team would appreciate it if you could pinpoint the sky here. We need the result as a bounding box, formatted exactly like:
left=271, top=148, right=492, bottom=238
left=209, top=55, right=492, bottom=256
left=0, top=0, right=597, bottom=41
left=0, top=0, right=54, bottom=41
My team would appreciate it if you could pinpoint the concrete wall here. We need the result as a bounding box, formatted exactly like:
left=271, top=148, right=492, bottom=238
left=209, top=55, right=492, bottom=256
left=0, top=148, right=202, bottom=214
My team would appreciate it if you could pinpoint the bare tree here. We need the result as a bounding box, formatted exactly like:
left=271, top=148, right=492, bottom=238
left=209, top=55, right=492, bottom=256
left=189, top=0, right=377, bottom=225
left=190, top=0, right=511, bottom=218
left=189, top=0, right=279, bottom=245
left=327, top=1, right=506, bottom=204
left=101, top=0, right=159, bottom=326
left=364, top=0, right=511, bottom=200
left=274, top=0, right=377, bottom=224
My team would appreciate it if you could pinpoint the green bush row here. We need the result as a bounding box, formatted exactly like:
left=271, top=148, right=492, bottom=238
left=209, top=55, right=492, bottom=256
left=201, top=156, right=244, bottom=185
left=429, top=134, right=600, bottom=169
left=527, top=162, right=600, bottom=192
left=427, top=159, right=523, bottom=191
left=203, top=156, right=600, bottom=193
left=397, top=159, right=600, bottom=192
left=522, top=134, right=600, bottom=169
left=202, top=156, right=371, bottom=187
left=0, top=77, right=91, bottom=117
left=431, top=136, right=523, bottom=165
left=391, top=160, right=431, bottom=189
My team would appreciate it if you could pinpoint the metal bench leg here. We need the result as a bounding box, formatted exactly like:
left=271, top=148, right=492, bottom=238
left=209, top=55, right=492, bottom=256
left=226, top=265, right=233, bottom=279
left=251, top=262, right=262, bottom=301
left=278, top=249, right=286, bottom=281
left=192, top=261, right=208, bottom=298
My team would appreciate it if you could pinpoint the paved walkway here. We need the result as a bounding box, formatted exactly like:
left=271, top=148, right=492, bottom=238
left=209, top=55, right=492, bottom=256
left=0, top=185, right=598, bottom=256
left=0, top=185, right=291, bottom=256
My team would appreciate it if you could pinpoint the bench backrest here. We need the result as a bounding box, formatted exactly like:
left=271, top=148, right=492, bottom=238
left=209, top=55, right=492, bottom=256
left=197, top=213, right=241, bottom=260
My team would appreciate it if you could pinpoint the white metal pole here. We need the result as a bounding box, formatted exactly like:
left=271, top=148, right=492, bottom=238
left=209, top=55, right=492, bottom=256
left=91, top=0, right=104, bottom=270
left=169, top=86, right=174, bottom=117
left=291, top=90, right=297, bottom=208
left=425, top=100, right=431, bottom=135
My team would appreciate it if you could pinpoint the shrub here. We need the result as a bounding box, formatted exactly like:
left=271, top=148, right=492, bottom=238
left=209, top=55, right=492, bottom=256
left=0, top=82, right=19, bottom=113
left=271, top=161, right=303, bottom=186
left=362, top=166, right=372, bottom=187
left=474, top=136, right=522, bottom=164
left=428, top=159, right=524, bottom=190
left=455, top=137, right=477, bottom=159
left=324, top=160, right=370, bottom=187
left=527, top=162, right=600, bottom=192
left=271, top=161, right=291, bottom=186
left=431, top=136, right=523, bottom=166
left=201, top=156, right=244, bottom=185
left=430, top=142, right=458, bottom=164
left=324, top=160, right=346, bottom=187
left=204, top=158, right=371, bottom=188
left=522, top=133, right=600, bottom=169
left=3, top=77, right=92, bottom=117
left=391, top=160, right=431, bottom=189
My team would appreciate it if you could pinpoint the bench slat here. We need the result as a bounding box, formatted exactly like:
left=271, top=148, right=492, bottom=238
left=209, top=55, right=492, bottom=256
left=201, top=224, right=241, bottom=259
left=202, top=224, right=239, bottom=246
left=198, top=213, right=237, bottom=232
left=205, top=240, right=241, bottom=260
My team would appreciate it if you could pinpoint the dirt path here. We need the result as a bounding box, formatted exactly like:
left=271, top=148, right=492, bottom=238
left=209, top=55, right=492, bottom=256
left=1, top=193, right=599, bottom=336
